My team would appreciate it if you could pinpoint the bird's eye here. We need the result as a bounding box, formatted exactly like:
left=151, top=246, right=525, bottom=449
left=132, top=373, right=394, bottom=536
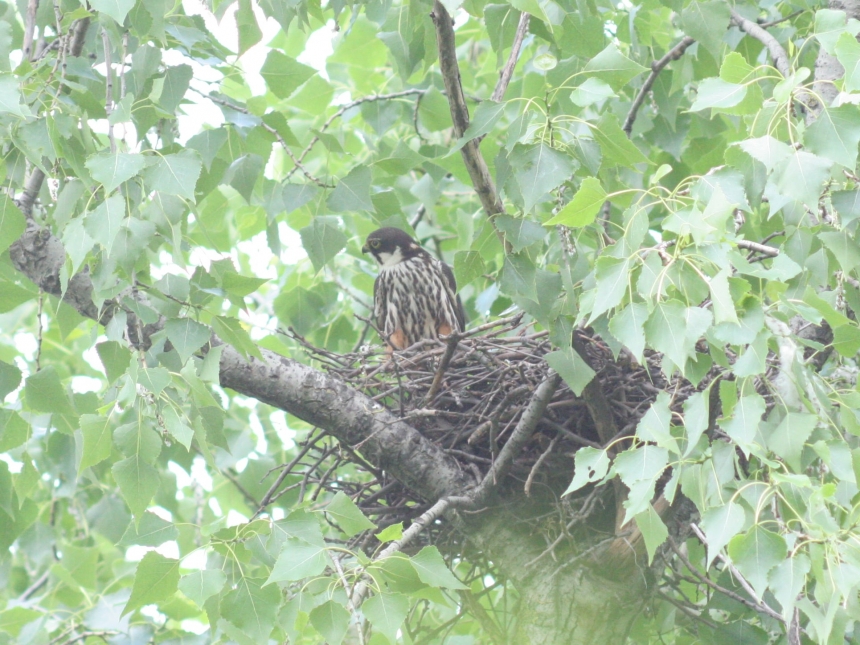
left=370, top=239, right=381, bottom=249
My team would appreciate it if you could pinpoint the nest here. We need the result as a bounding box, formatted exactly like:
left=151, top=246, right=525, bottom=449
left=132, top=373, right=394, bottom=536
left=289, top=316, right=704, bottom=518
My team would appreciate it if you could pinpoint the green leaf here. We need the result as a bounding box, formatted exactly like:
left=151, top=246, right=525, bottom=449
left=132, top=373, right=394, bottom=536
left=454, top=250, right=485, bottom=286
left=815, top=9, right=860, bottom=55
left=709, top=269, right=738, bottom=324
left=690, top=78, right=747, bottom=111
left=805, top=105, right=860, bottom=168
left=300, top=216, right=347, bottom=272
left=768, top=555, right=810, bottom=622
left=79, top=414, right=113, bottom=472
left=260, top=50, right=315, bottom=99
left=266, top=537, right=331, bottom=583
left=212, top=316, right=262, bottom=360
left=310, top=600, right=351, bottom=645
left=452, top=101, right=507, bottom=152
left=564, top=447, right=610, bottom=495
left=544, top=347, right=595, bottom=396
left=508, top=143, right=575, bottom=212
left=634, top=505, right=668, bottom=564
left=820, top=230, right=860, bottom=273
left=0, top=607, right=42, bottom=637
left=495, top=214, right=545, bottom=251
left=90, top=0, right=136, bottom=24
left=237, top=0, right=262, bottom=55
left=178, top=569, right=227, bottom=608
left=143, top=151, right=202, bottom=200
left=0, top=194, right=26, bottom=255
left=410, top=546, right=467, bottom=589
left=700, top=502, right=745, bottom=568
left=682, top=391, right=709, bottom=457
left=728, top=526, right=787, bottom=599
left=112, top=456, right=160, bottom=518
left=0, top=74, right=29, bottom=117
left=644, top=302, right=712, bottom=373
left=570, top=78, right=616, bottom=107
left=223, top=154, right=264, bottom=203
left=680, top=1, right=731, bottom=55
left=834, top=324, right=860, bottom=357
left=765, top=412, right=817, bottom=471
left=635, top=392, right=678, bottom=453
left=84, top=194, right=126, bottom=256
left=608, top=302, right=649, bottom=362
left=376, top=523, right=403, bottom=543
left=164, top=318, right=210, bottom=364
left=719, top=393, right=765, bottom=453
left=583, top=43, right=648, bottom=90
left=327, top=491, right=376, bottom=536
left=119, top=510, right=178, bottom=547
left=0, top=360, right=22, bottom=401
left=0, top=412, right=28, bottom=453
left=96, top=341, right=131, bottom=383
left=328, top=166, right=373, bottom=212
left=362, top=592, right=409, bottom=644
left=613, top=445, right=668, bottom=487
left=220, top=577, right=280, bottom=641
left=500, top=254, right=536, bottom=298
left=773, top=150, right=833, bottom=207
left=590, top=114, right=649, bottom=168
left=122, top=551, right=180, bottom=616
left=85, top=153, right=146, bottom=192
left=24, top=366, right=76, bottom=416
left=589, top=256, right=632, bottom=322
left=545, top=177, right=607, bottom=227
left=836, top=31, right=860, bottom=91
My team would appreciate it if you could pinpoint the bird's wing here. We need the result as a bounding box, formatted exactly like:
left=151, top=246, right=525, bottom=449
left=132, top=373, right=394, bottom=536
left=440, top=261, right=466, bottom=332
left=372, top=273, right=383, bottom=331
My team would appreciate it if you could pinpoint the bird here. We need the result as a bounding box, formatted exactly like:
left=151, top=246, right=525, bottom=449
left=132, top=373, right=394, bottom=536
left=362, top=227, right=465, bottom=350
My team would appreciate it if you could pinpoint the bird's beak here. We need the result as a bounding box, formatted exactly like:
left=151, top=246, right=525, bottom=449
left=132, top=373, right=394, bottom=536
left=361, top=243, right=369, bottom=254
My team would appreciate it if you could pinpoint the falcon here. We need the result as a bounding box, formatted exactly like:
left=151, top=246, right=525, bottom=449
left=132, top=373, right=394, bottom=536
left=362, top=227, right=465, bottom=350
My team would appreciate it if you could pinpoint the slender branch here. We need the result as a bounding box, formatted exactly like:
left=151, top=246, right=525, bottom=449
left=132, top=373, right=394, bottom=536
left=425, top=333, right=459, bottom=403
left=490, top=12, right=530, bottom=103
left=684, top=526, right=786, bottom=624
left=101, top=28, right=116, bottom=153
left=471, top=371, right=561, bottom=504
left=730, top=9, right=812, bottom=111
left=23, top=0, right=40, bottom=61
left=524, top=432, right=558, bottom=497
left=351, top=496, right=461, bottom=606
left=431, top=0, right=509, bottom=250
left=737, top=239, right=779, bottom=257
left=623, top=36, right=695, bottom=136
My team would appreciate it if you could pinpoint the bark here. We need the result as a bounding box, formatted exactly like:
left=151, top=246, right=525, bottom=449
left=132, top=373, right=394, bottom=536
left=810, top=0, right=860, bottom=120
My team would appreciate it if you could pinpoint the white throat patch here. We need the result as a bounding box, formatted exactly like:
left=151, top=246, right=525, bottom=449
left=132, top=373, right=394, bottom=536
left=377, top=247, right=404, bottom=268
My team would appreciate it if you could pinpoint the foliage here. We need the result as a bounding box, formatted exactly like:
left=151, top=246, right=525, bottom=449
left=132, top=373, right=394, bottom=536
left=2, top=0, right=860, bottom=643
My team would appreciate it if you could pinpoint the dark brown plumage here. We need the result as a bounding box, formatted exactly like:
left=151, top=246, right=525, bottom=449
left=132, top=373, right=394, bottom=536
left=362, top=227, right=465, bottom=350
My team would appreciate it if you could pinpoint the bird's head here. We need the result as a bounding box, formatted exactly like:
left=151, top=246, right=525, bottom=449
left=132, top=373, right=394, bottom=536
left=362, top=227, right=421, bottom=268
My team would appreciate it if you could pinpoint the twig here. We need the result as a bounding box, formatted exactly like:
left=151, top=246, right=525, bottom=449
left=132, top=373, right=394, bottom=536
left=21, top=569, right=50, bottom=600
left=623, top=37, right=695, bottom=136
left=524, top=432, right=558, bottom=496
left=351, top=496, right=461, bottom=606
left=251, top=430, right=323, bottom=519
left=333, top=555, right=367, bottom=645
left=737, top=239, right=779, bottom=257
left=425, top=333, right=460, bottom=403
left=490, top=12, right=530, bottom=103
left=472, top=372, right=561, bottom=503
left=681, top=527, right=786, bottom=624
left=101, top=29, right=116, bottom=153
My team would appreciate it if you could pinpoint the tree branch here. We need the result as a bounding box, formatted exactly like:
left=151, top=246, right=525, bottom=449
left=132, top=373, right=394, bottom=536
left=491, top=12, right=530, bottom=103
left=431, top=0, right=509, bottom=250
left=623, top=37, right=695, bottom=136
left=471, top=372, right=561, bottom=504
left=730, top=9, right=812, bottom=111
